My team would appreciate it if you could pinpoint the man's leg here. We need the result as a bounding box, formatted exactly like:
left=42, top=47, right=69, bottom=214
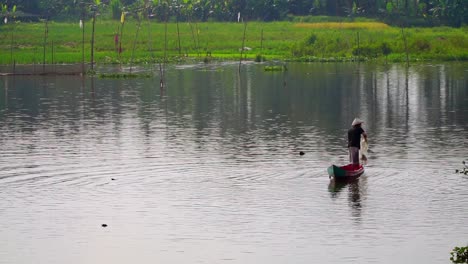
left=349, top=147, right=360, bottom=165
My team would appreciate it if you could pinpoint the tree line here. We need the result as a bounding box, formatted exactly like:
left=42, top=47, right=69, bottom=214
left=1, top=0, right=467, bottom=27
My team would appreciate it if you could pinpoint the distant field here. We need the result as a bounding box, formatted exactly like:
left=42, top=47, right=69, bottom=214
left=0, top=20, right=467, bottom=65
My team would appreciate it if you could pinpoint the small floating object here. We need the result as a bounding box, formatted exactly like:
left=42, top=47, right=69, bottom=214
left=111, top=178, right=116, bottom=181
left=102, top=224, right=108, bottom=227
left=299, top=151, right=305, bottom=156
left=264, top=65, right=287, bottom=72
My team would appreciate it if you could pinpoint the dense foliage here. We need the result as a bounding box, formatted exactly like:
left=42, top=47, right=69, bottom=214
left=1, top=0, right=467, bottom=26
left=451, top=245, right=468, bottom=263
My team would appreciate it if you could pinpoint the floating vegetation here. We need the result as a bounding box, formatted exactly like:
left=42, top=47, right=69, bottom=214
left=292, top=56, right=364, bottom=63
left=98, top=72, right=152, bottom=79
left=264, top=65, right=287, bottom=72
left=87, top=69, right=97, bottom=75
left=450, top=245, right=468, bottom=263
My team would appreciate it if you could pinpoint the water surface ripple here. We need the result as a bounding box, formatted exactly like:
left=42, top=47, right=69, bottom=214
left=0, top=62, right=467, bottom=264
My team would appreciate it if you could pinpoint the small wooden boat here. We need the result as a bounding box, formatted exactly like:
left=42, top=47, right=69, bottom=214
left=327, top=164, right=364, bottom=181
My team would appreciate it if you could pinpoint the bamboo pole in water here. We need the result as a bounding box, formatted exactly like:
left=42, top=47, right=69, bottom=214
left=130, top=19, right=141, bottom=73
left=34, top=48, right=37, bottom=74
left=160, top=9, right=168, bottom=89
left=356, top=31, right=360, bottom=62
left=401, top=27, right=409, bottom=67
left=239, top=21, right=247, bottom=72
left=164, top=15, right=168, bottom=63
left=43, top=19, right=48, bottom=71
left=10, top=22, right=14, bottom=67
left=194, top=21, right=201, bottom=57
left=260, top=28, right=263, bottom=54
left=188, top=19, right=200, bottom=57
left=10, top=24, right=16, bottom=74
left=119, top=14, right=125, bottom=69
left=81, top=16, right=85, bottom=75
left=52, top=40, right=54, bottom=65
left=90, top=11, right=96, bottom=71
left=176, top=9, right=181, bottom=56
left=146, top=12, right=154, bottom=63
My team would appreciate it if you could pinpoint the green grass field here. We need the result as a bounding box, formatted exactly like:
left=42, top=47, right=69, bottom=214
left=0, top=20, right=467, bottom=65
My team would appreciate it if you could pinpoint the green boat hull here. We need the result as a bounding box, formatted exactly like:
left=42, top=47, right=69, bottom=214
left=327, top=164, right=364, bottom=180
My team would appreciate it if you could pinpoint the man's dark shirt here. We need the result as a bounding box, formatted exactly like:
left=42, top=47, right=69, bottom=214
left=348, top=126, right=364, bottom=149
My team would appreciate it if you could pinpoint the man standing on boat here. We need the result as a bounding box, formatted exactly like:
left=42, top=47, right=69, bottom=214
left=348, top=118, right=368, bottom=166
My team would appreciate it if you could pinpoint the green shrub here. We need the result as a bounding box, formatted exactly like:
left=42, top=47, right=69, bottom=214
left=352, top=45, right=381, bottom=58
left=255, top=54, right=266, bottom=62
left=450, top=246, right=468, bottom=263
left=381, top=42, right=392, bottom=56
left=306, top=34, right=317, bottom=45
left=412, top=38, right=431, bottom=52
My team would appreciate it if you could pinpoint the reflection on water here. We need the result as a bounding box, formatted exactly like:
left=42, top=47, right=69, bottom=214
left=328, top=177, right=366, bottom=222
left=0, top=62, right=467, bottom=264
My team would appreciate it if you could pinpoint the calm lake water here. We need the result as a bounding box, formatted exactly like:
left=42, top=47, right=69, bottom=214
left=0, top=62, right=467, bottom=264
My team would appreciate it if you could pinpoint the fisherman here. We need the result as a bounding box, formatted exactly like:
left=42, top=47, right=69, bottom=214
left=348, top=118, right=368, bottom=167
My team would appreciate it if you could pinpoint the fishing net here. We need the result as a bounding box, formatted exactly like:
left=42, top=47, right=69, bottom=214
left=360, top=137, right=368, bottom=161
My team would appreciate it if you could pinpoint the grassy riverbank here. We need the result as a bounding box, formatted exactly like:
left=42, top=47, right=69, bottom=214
left=0, top=20, right=467, bottom=65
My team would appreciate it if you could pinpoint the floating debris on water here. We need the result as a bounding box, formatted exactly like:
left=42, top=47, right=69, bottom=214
left=98, top=73, right=152, bottom=79
left=264, top=65, right=287, bottom=72
left=455, top=161, right=468, bottom=175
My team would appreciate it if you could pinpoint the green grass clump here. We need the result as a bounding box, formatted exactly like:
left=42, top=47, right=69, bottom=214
left=98, top=72, right=152, bottom=79
left=450, top=245, right=468, bottom=263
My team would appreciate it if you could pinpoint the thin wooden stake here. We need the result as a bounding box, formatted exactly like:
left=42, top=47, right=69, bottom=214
left=82, top=16, right=85, bottom=75
left=119, top=21, right=125, bottom=69
left=401, top=27, right=410, bottom=67
left=239, top=21, right=247, bottom=72
left=130, top=20, right=141, bottom=73
left=176, top=10, right=181, bottom=55
left=51, top=40, right=54, bottom=65
left=43, top=19, right=48, bottom=71
left=10, top=22, right=14, bottom=66
left=260, top=28, right=263, bottom=52
left=357, top=31, right=360, bottom=62
left=90, top=11, right=96, bottom=71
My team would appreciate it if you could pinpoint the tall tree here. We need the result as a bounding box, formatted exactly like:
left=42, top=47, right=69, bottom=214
left=430, top=0, right=467, bottom=27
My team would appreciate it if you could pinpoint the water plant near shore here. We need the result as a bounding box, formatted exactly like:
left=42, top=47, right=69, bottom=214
left=98, top=72, right=152, bottom=78
left=450, top=245, right=468, bottom=263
